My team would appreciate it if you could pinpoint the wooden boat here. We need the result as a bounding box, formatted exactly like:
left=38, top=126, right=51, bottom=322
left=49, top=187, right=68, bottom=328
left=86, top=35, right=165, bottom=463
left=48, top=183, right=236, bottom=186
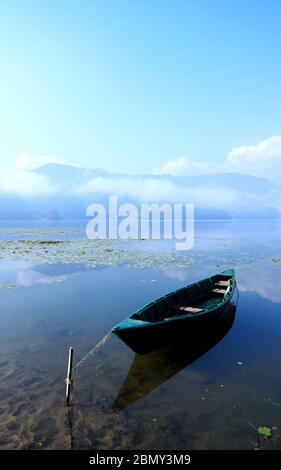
left=113, top=302, right=236, bottom=411
left=112, top=269, right=236, bottom=354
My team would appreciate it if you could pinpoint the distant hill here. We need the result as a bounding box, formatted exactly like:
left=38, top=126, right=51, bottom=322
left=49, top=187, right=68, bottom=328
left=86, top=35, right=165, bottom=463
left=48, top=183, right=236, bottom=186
left=0, top=163, right=280, bottom=220
left=233, top=207, right=281, bottom=220
left=173, top=172, right=281, bottom=193
left=34, top=163, right=281, bottom=195
left=33, top=163, right=113, bottom=187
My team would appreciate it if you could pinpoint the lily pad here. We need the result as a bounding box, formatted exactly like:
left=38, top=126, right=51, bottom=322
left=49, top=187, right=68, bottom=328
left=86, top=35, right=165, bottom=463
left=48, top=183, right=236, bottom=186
left=258, top=426, right=272, bottom=438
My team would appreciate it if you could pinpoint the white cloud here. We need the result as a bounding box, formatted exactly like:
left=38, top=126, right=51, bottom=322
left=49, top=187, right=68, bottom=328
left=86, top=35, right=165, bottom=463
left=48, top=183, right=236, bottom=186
left=154, top=135, right=281, bottom=184
left=238, top=262, right=281, bottom=303
left=226, top=135, right=281, bottom=182
left=161, top=267, right=190, bottom=281
left=0, top=170, right=56, bottom=196
left=16, top=153, right=67, bottom=170
left=76, top=175, right=281, bottom=210
left=75, top=175, right=240, bottom=208
left=154, top=157, right=221, bottom=176
left=1, top=137, right=281, bottom=209
left=16, top=270, right=65, bottom=287
left=0, top=261, right=65, bottom=287
left=0, top=153, right=66, bottom=196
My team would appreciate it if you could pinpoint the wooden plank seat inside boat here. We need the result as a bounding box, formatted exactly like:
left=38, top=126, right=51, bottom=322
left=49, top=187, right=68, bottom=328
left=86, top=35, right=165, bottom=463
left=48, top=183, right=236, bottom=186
left=177, top=306, right=203, bottom=313
left=212, top=288, right=228, bottom=294
left=215, top=280, right=230, bottom=287
left=163, top=304, right=204, bottom=320
left=211, top=280, right=230, bottom=295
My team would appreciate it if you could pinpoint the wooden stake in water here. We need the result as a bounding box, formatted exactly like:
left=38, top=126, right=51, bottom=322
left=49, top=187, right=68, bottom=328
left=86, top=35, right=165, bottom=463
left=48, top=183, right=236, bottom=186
left=65, top=346, right=74, bottom=405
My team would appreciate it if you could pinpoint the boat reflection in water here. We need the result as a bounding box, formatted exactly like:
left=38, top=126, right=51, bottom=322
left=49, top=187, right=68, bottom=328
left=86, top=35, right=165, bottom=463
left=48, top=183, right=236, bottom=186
left=113, top=303, right=236, bottom=411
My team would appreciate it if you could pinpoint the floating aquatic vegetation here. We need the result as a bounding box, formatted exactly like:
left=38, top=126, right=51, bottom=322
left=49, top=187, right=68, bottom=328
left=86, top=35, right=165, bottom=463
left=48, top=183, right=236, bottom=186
left=248, top=423, right=281, bottom=450
left=258, top=426, right=272, bottom=437
left=272, top=258, right=281, bottom=263
left=0, top=282, right=17, bottom=289
left=0, top=226, right=278, bottom=274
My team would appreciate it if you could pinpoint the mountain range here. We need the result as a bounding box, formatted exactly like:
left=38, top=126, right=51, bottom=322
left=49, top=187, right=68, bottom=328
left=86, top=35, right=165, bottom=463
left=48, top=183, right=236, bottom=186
left=0, top=163, right=280, bottom=220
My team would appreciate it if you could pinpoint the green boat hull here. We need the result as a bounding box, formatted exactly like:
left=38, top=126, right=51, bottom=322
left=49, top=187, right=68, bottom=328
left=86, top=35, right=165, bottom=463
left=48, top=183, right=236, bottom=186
left=112, top=269, right=236, bottom=355
left=113, top=303, right=236, bottom=411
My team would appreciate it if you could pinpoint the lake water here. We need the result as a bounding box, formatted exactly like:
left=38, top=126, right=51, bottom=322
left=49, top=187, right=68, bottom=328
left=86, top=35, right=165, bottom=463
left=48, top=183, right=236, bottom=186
left=0, top=221, right=281, bottom=449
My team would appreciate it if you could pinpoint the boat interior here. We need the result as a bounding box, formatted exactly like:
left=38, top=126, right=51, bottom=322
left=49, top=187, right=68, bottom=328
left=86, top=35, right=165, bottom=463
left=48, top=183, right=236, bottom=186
left=132, top=273, right=233, bottom=323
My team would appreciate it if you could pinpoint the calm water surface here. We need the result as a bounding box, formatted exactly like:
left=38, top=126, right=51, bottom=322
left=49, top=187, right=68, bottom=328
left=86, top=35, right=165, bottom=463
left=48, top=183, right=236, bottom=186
left=0, top=221, right=281, bottom=449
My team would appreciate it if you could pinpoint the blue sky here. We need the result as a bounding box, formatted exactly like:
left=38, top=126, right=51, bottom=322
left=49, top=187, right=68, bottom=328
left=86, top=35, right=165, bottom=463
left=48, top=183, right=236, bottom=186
left=1, top=0, right=281, bottom=175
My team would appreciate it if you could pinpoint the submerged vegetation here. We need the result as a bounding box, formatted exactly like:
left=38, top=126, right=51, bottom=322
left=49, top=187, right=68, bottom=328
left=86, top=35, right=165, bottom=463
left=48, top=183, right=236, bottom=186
left=0, top=227, right=276, bottom=270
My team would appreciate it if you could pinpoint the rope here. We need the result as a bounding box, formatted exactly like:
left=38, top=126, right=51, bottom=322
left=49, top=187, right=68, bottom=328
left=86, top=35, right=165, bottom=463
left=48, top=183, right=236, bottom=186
left=73, top=331, right=112, bottom=371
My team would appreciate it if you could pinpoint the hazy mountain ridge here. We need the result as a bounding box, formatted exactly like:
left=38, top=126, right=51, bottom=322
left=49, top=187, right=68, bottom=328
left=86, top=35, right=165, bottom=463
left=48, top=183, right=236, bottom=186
left=0, top=163, right=280, bottom=220
left=34, top=163, right=281, bottom=193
